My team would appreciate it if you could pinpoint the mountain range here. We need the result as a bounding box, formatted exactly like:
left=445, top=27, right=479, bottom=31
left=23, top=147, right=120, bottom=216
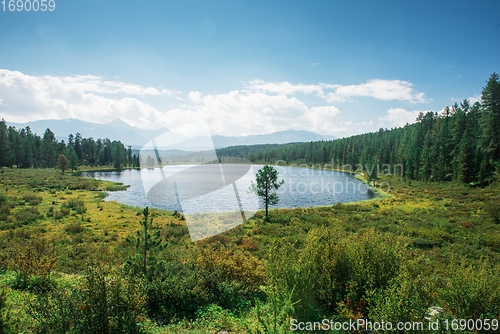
left=7, top=118, right=336, bottom=150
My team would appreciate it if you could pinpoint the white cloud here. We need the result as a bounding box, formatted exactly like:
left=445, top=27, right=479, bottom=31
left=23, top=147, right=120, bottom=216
left=468, top=95, right=481, bottom=105
left=312, top=63, right=320, bottom=66
left=245, top=80, right=324, bottom=96
left=245, top=78, right=428, bottom=104
left=0, top=69, right=429, bottom=137
left=175, top=90, right=312, bottom=136
left=305, top=106, right=346, bottom=134
left=0, top=70, right=180, bottom=97
left=157, top=90, right=347, bottom=136
left=324, top=79, right=427, bottom=103
left=0, top=69, right=348, bottom=136
left=0, top=69, right=173, bottom=129
left=188, top=91, right=202, bottom=104
left=378, top=108, right=423, bottom=127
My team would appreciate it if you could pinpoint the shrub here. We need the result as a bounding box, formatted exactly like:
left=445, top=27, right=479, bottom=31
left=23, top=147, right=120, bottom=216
left=29, top=267, right=145, bottom=333
left=0, top=204, right=10, bottom=215
left=412, top=237, right=437, bottom=249
left=54, top=208, right=70, bottom=219
left=15, top=207, right=42, bottom=225
left=46, top=206, right=55, bottom=217
left=0, top=193, right=9, bottom=204
left=103, top=183, right=128, bottom=191
left=64, top=199, right=86, bottom=214
left=95, top=191, right=107, bottom=199
left=22, top=194, right=42, bottom=205
left=9, top=239, right=57, bottom=291
left=145, top=261, right=253, bottom=323
left=294, top=228, right=408, bottom=319
left=439, top=259, right=500, bottom=319
left=162, top=223, right=189, bottom=242
left=0, top=289, right=13, bottom=334
left=485, top=200, right=500, bottom=224
left=65, top=222, right=85, bottom=234
left=193, top=244, right=265, bottom=288
left=240, top=238, right=260, bottom=251
left=368, top=269, right=432, bottom=333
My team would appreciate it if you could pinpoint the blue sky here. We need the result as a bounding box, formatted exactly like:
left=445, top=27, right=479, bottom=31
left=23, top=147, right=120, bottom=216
left=0, top=0, right=499, bottom=137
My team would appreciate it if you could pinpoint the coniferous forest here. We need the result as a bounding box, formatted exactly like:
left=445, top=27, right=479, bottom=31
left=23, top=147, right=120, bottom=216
left=234, top=73, right=500, bottom=186
left=0, top=74, right=498, bottom=333
left=0, top=125, right=140, bottom=170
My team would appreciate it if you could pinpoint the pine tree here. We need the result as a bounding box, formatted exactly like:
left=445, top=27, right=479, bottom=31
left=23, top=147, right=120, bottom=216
left=66, top=146, right=79, bottom=172
left=457, top=129, right=474, bottom=184
left=479, top=72, right=500, bottom=173
left=420, top=131, right=434, bottom=181
left=41, top=129, right=56, bottom=168
left=0, top=120, right=10, bottom=167
left=250, top=165, right=285, bottom=220
left=436, top=107, right=453, bottom=180
left=57, top=154, right=69, bottom=174
left=125, top=207, right=164, bottom=278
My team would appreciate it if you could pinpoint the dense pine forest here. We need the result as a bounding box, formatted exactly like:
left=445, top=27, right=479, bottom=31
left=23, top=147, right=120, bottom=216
left=0, top=124, right=140, bottom=170
left=238, top=73, right=500, bottom=186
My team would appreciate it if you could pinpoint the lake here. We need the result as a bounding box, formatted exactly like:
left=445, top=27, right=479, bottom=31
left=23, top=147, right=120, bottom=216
left=82, top=164, right=376, bottom=214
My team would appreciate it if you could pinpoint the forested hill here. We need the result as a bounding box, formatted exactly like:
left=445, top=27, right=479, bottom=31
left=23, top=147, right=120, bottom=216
left=215, top=143, right=298, bottom=160
left=228, top=73, right=500, bottom=185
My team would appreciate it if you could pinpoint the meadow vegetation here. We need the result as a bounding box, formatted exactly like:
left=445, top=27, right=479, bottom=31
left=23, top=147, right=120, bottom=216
left=0, top=167, right=499, bottom=333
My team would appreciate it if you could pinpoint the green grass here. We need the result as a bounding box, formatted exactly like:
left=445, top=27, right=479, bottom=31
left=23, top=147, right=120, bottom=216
left=0, top=167, right=499, bottom=333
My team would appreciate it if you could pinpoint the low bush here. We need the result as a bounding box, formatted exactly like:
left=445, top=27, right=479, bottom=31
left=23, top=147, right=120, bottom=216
left=485, top=200, right=500, bottom=224
left=145, top=261, right=254, bottom=324
left=29, top=267, right=145, bottom=333
left=22, top=194, right=42, bottom=205
left=9, top=239, right=58, bottom=291
left=240, top=238, right=259, bottom=251
left=54, top=208, right=70, bottom=220
left=439, top=259, right=500, bottom=319
left=63, top=199, right=86, bottom=214
left=65, top=222, right=85, bottom=234
left=0, top=193, right=9, bottom=204
left=162, top=223, right=189, bottom=242
left=15, top=207, right=42, bottom=225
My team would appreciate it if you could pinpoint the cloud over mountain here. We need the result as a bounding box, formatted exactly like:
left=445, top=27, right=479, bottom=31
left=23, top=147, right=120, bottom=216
left=0, top=69, right=428, bottom=137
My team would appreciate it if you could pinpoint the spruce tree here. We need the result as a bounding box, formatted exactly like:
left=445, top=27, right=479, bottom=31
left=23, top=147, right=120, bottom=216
left=479, top=72, right=500, bottom=178
left=0, top=120, right=10, bottom=167
left=57, top=154, right=69, bottom=174
left=457, top=129, right=474, bottom=184
left=250, top=165, right=285, bottom=220
left=125, top=207, right=164, bottom=278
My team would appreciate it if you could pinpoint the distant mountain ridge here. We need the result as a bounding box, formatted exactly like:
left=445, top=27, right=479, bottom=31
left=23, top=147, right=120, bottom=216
left=212, top=130, right=336, bottom=148
left=7, top=118, right=169, bottom=148
left=7, top=118, right=336, bottom=150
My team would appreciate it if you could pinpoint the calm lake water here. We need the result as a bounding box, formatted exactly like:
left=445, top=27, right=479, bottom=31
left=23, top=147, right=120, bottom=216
left=82, top=164, right=376, bottom=214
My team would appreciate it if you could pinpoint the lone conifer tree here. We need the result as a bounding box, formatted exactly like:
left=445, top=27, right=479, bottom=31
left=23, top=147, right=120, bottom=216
left=57, top=154, right=69, bottom=175
left=250, top=165, right=285, bottom=220
left=125, top=207, right=164, bottom=277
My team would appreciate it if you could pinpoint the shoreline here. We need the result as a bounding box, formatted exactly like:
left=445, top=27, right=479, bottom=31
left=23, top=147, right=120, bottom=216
left=80, top=163, right=391, bottom=216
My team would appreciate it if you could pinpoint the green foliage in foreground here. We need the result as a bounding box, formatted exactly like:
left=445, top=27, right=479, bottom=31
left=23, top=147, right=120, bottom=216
left=0, top=168, right=499, bottom=333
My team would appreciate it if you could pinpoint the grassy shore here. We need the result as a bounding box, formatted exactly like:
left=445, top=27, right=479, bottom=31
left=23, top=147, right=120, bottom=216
left=0, top=167, right=499, bottom=333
